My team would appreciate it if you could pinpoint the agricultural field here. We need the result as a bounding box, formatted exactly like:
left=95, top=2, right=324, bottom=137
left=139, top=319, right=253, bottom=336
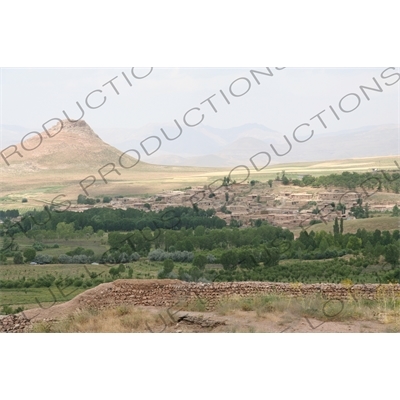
left=1, top=155, right=398, bottom=211
left=0, top=260, right=191, bottom=310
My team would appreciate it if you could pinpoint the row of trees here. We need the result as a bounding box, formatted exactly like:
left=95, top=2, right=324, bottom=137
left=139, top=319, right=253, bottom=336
left=288, top=171, right=400, bottom=192
left=3, top=206, right=224, bottom=237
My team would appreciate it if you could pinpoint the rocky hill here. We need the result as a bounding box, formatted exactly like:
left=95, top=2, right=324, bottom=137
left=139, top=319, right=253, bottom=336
left=1, top=119, right=144, bottom=173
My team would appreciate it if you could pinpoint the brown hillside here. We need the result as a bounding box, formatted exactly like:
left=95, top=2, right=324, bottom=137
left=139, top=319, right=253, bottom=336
left=1, top=119, right=145, bottom=172
left=0, top=120, right=222, bottom=200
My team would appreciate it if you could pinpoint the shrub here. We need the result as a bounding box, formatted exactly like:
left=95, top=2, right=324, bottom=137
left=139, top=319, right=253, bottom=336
left=129, top=252, right=140, bottom=262
left=207, top=254, right=216, bottom=263
left=163, top=259, right=174, bottom=274
left=72, top=254, right=89, bottom=264
left=109, top=267, right=119, bottom=278
left=118, top=264, right=126, bottom=273
left=58, top=254, right=73, bottom=264
left=73, top=278, right=83, bottom=287
left=118, top=252, right=129, bottom=263
left=32, top=242, right=44, bottom=251
left=23, top=248, right=36, bottom=262
left=33, top=254, right=53, bottom=264
left=13, top=251, right=24, bottom=264
left=148, top=249, right=193, bottom=263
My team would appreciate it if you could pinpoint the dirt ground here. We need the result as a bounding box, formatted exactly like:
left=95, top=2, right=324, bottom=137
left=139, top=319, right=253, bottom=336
left=141, top=307, right=395, bottom=333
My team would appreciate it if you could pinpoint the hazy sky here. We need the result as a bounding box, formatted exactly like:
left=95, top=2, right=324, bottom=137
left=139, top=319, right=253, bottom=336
left=1, top=67, right=399, bottom=145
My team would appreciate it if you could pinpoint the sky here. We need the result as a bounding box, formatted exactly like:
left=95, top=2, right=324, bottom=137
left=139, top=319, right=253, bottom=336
left=1, top=67, right=399, bottom=148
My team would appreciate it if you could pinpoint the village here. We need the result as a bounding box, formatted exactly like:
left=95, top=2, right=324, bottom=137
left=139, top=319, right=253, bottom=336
left=66, top=180, right=400, bottom=229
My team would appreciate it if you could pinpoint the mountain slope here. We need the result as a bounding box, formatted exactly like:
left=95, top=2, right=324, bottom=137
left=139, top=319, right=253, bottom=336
left=0, top=120, right=224, bottom=200
left=1, top=119, right=146, bottom=172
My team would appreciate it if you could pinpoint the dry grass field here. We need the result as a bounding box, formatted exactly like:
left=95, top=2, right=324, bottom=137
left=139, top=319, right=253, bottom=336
left=1, top=155, right=398, bottom=211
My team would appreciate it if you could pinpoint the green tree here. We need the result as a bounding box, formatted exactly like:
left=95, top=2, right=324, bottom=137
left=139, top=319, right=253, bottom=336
left=77, top=194, right=86, bottom=204
left=346, top=236, right=362, bottom=251
left=340, top=218, right=344, bottom=234
left=56, top=222, right=75, bottom=240
left=238, top=249, right=258, bottom=269
left=82, top=226, right=94, bottom=237
left=220, top=250, right=239, bottom=271
left=23, top=248, right=36, bottom=262
left=319, top=238, right=329, bottom=252
left=392, top=205, right=400, bottom=217
left=385, top=244, right=399, bottom=267
left=13, top=251, right=24, bottom=264
left=194, top=225, right=205, bottom=237
left=260, top=247, right=280, bottom=267
left=333, top=217, right=340, bottom=237
left=192, top=254, right=207, bottom=270
left=267, top=179, right=273, bottom=188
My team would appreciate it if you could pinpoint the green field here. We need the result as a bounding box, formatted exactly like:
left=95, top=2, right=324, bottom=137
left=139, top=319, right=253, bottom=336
left=0, top=261, right=193, bottom=310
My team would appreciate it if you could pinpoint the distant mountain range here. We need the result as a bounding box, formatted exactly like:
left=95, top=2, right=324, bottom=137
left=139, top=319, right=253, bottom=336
left=96, top=123, right=399, bottom=167
left=1, top=121, right=398, bottom=170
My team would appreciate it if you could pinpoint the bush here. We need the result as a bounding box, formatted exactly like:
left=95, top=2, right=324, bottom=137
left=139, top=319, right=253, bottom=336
left=72, top=255, right=89, bottom=264
left=58, top=254, right=73, bottom=264
left=118, top=264, right=126, bottom=273
left=23, top=248, right=36, bottom=262
left=118, top=252, right=130, bottom=263
left=129, top=252, right=140, bottom=262
left=207, top=254, right=216, bottom=263
left=13, top=252, right=24, bottom=264
left=73, top=278, right=83, bottom=287
left=148, top=249, right=193, bottom=263
left=163, top=259, right=174, bottom=274
left=109, top=267, right=119, bottom=278
left=33, top=254, right=53, bottom=264
left=32, top=242, right=44, bottom=251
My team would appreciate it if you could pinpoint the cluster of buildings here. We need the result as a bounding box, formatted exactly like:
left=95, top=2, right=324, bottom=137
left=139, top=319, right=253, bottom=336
left=64, top=181, right=400, bottom=230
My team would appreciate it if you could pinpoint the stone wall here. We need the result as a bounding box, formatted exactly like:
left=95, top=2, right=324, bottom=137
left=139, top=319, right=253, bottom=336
left=78, top=280, right=400, bottom=310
